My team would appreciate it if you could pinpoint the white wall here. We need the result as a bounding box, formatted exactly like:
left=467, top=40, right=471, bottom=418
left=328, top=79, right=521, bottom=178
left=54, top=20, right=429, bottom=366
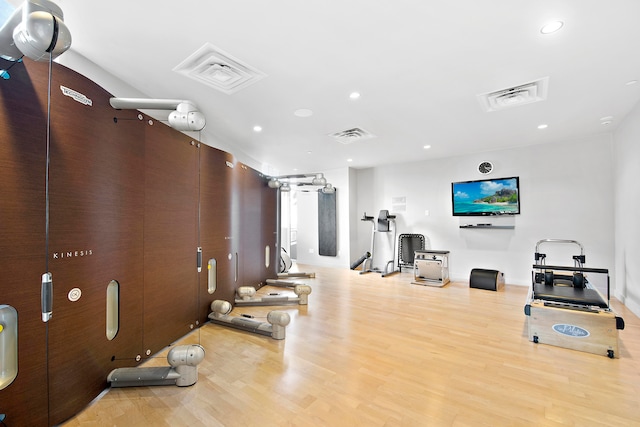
left=613, top=101, right=640, bottom=317
left=351, top=135, right=615, bottom=287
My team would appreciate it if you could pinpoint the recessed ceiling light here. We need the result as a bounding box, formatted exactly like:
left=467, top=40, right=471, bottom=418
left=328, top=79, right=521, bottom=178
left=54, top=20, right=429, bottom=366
left=307, top=151, right=312, bottom=154
left=423, top=145, right=431, bottom=149
left=347, top=158, right=353, bottom=162
left=540, top=21, right=564, bottom=34
left=253, top=125, right=262, bottom=132
left=294, top=109, right=313, bottom=117
left=626, top=80, right=638, bottom=86
left=349, top=92, right=361, bottom=100
left=537, top=124, right=548, bottom=129
left=601, top=120, right=612, bottom=126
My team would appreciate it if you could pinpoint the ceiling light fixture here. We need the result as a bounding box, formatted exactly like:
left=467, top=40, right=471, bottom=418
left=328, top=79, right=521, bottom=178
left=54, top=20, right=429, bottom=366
left=540, top=21, right=564, bottom=34
left=253, top=125, right=262, bottom=132
left=349, top=92, right=361, bottom=100
left=626, top=80, right=638, bottom=86
left=294, top=109, right=313, bottom=117
left=537, top=124, right=548, bottom=129
left=423, top=145, right=431, bottom=149
left=347, top=158, right=353, bottom=162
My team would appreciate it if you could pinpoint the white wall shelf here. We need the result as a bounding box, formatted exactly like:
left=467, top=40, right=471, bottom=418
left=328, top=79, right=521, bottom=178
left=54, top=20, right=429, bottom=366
left=459, top=224, right=515, bottom=229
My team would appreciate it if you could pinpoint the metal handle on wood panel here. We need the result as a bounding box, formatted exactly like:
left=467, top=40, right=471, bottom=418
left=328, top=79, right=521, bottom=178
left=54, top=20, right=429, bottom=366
left=41, top=272, right=52, bottom=322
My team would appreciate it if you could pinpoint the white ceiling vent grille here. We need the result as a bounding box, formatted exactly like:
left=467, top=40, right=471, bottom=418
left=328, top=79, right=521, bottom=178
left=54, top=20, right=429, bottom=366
left=329, top=127, right=376, bottom=144
left=477, top=77, right=549, bottom=112
left=173, top=43, right=266, bottom=94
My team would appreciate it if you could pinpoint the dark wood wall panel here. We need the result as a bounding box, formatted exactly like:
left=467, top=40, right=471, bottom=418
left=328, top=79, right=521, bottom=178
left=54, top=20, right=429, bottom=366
left=0, top=59, right=49, bottom=427
left=238, top=164, right=262, bottom=287
left=46, top=64, right=145, bottom=425
left=143, top=123, right=199, bottom=355
left=259, top=171, right=278, bottom=281
left=0, top=59, right=278, bottom=426
left=239, top=164, right=278, bottom=288
left=198, top=145, right=235, bottom=322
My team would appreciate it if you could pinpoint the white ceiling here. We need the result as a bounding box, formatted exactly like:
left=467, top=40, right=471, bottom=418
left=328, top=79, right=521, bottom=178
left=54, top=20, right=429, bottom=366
left=12, top=0, right=640, bottom=173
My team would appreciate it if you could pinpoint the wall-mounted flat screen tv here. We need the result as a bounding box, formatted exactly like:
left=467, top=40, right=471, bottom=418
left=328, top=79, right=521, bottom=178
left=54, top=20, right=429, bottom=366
left=451, top=176, right=520, bottom=216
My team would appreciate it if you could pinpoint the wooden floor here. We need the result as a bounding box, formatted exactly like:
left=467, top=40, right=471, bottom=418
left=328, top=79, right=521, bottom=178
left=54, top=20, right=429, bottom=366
left=62, top=265, right=640, bottom=427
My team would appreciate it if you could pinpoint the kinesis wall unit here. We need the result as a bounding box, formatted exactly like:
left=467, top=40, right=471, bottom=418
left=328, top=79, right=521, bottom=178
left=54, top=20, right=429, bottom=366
left=0, top=59, right=277, bottom=426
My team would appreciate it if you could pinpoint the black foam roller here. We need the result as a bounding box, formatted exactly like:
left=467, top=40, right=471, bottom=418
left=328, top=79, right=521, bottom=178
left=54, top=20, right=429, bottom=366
left=350, top=252, right=371, bottom=270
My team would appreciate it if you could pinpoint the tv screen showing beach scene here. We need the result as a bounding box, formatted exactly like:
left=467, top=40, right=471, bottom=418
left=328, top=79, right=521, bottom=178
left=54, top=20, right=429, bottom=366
left=451, top=176, right=520, bottom=216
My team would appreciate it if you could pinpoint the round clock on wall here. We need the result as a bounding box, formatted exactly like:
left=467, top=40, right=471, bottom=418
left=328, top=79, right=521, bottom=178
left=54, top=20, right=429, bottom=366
left=478, top=161, right=493, bottom=174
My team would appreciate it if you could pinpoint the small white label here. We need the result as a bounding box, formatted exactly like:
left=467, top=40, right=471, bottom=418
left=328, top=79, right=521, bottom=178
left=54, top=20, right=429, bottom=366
left=68, top=288, right=82, bottom=302
left=60, top=86, right=92, bottom=106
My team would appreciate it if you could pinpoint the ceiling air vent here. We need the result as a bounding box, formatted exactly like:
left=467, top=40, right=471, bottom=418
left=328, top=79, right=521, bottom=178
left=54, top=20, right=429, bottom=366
left=477, top=77, right=549, bottom=112
left=329, top=127, right=376, bottom=144
left=173, top=43, right=266, bottom=94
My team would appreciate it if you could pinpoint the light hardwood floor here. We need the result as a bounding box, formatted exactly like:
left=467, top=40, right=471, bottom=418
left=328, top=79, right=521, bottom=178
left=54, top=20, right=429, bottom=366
left=62, top=265, right=640, bottom=426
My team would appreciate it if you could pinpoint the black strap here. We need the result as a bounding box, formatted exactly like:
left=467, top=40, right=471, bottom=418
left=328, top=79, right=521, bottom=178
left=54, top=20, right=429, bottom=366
left=45, top=15, right=59, bottom=53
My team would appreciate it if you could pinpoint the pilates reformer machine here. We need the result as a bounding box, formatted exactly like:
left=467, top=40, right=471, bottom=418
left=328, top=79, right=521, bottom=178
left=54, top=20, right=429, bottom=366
left=524, top=239, right=625, bottom=358
left=354, top=210, right=398, bottom=277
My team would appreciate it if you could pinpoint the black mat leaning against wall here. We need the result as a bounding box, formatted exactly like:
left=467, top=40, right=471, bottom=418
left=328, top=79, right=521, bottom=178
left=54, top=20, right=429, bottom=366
left=318, top=190, right=337, bottom=256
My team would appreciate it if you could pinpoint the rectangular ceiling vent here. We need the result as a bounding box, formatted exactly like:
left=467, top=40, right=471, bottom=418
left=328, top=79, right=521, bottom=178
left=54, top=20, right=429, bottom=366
left=329, top=127, right=376, bottom=144
left=477, top=77, right=549, bottom=112
left=173, top=43, right=266, bottom=94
